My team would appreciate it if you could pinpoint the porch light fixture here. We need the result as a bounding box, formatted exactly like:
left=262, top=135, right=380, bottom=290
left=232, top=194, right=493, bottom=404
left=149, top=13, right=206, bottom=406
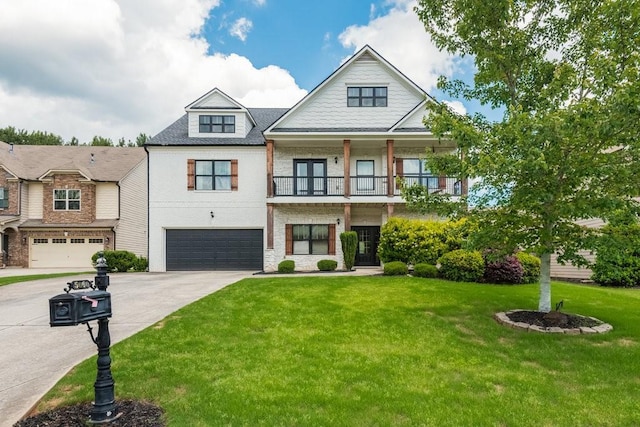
left=334, top=156, right=338, bottom=164
left=105, top=237, right=109, bottom=244
left=210, top=211, right=214, bottom=218
left=337, top=218, right=341, bottom=225
left=22, top=237, right=26, bottom=244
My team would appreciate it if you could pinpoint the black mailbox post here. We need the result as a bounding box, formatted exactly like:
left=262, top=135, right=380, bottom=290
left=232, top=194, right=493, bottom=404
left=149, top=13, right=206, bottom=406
left=48, top=254, right=119, bottom=423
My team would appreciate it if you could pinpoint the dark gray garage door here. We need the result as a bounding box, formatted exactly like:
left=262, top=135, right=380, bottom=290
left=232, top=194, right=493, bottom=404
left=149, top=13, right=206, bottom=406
left=166, top=229, right=263, bottom=271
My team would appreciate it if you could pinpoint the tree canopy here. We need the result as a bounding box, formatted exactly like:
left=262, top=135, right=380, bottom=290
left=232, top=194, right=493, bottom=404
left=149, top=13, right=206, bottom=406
left=0, top=126, right=150, bottom=147
left=409, top=0, right=640, bottom=311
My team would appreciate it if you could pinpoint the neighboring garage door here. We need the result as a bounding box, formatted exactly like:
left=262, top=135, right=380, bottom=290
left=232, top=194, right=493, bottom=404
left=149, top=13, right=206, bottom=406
left=30, top=238, right=104, bottom=268
left=166, top=229, right=263, bottom=271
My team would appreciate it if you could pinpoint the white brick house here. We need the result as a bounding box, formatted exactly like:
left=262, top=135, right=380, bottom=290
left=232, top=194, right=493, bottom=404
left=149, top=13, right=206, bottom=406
left=147, top=46, right=465, bottom=272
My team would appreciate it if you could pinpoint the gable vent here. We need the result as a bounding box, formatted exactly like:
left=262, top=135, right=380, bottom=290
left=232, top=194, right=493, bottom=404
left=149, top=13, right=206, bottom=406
left=356, top=52, right=378, bottom=63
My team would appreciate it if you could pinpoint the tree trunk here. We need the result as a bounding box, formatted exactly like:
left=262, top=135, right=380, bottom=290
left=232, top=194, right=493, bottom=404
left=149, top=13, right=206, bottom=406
left=538, top=252, right=552, bottom=312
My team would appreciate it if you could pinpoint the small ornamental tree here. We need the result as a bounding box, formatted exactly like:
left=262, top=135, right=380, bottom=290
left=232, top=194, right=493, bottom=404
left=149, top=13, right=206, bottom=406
left=340, top=231, right=357, bottom=271
left=411, top=0, right=640, bottom=311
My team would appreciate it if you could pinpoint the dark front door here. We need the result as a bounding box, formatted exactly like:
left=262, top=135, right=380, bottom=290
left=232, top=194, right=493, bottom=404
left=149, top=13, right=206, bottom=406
left=353, top=226, right=380, bottom=266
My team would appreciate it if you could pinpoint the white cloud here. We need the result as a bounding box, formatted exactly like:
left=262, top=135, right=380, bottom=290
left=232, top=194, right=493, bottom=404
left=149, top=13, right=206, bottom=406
left=338, top=0, right=457, bottom=92
left=253, top=0, right=266, bottom=6
left=443, top=100, right=467, bottom=115
left=229, top=17, right=253, bottom=42
left=0, top=0, right=305, bottom=143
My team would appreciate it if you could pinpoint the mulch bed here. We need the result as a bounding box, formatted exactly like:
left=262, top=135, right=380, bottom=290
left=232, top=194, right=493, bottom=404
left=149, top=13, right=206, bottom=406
left=14, top=400, right=165, bottom=427
left=506, top=310, right=601, bottom=329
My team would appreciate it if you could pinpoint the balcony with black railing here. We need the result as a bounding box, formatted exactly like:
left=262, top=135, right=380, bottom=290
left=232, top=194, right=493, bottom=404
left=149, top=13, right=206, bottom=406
left=272, top=175, right=463, bottom=197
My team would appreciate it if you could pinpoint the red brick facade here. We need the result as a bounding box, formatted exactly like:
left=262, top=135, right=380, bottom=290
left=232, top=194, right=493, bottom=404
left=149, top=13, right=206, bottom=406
left=42, top=174, right=96, bottom=224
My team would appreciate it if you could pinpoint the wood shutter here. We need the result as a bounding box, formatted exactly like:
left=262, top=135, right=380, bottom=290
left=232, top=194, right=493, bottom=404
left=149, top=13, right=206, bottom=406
left=328, top=224, right=336, bottom=255
left=187, top=159, right=195, bottom=191
left=438, top=175, right=447, bottom=190
left=285, top=224, right=293, bottom=255
left=231, top=159, right=238, bottom=191
left=395, top=158, right=403, bottom=190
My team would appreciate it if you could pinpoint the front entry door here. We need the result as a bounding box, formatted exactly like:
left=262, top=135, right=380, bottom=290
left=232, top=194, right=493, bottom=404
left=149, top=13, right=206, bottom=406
left=353, top=226, right=380, bottom=266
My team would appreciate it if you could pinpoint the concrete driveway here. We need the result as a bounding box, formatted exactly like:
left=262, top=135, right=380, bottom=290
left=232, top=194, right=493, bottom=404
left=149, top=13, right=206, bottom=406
left=0, top=269, right=250, bottom=426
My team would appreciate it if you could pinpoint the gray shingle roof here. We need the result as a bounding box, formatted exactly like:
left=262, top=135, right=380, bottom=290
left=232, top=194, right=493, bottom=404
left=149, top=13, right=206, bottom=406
left=147, top=108, right=289, bottom=146
left=0, top=142, right=145, bottom=182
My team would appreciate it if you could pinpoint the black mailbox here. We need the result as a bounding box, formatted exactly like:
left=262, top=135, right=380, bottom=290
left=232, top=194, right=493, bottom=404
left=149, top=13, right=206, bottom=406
left=49, top=290, right=112, bottom=327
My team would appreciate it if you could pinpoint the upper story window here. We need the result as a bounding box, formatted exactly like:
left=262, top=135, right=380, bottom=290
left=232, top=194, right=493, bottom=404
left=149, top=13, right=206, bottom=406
left=195, top=160, right=232, bottom=190
left=347, top=87, right=387, bottom=107
left=199, top=115, right=235, bottom=133
left=0, top=187, right=7, bottom=209
left=403, top=159, right=438, bottom=189
left=54, top=189, right=80, bottom=211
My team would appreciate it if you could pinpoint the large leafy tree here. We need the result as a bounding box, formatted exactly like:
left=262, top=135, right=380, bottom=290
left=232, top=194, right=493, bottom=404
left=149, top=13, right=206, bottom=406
left=409, top=0, right=640, bottom=311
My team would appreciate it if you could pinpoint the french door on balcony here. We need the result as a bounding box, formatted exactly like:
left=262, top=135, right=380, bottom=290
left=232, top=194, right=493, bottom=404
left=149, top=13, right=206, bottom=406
left=294, top=160, right=327, bottom=195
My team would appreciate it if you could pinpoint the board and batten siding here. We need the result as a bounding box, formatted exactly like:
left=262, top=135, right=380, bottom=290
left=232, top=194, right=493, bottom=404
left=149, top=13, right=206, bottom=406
left=95, top=183, right=119, bottom=219
left=279, top=60, right=423, bottom=130
left=147, top=147, right=267, bottom=272
left=116, top=159, right=148, bottom=257
left=26, top=182, right=43, bottom=218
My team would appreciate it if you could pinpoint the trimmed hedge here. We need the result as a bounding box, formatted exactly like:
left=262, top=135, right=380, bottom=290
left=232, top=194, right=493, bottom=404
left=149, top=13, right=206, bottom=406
left=278, top=260, right=295, bottom=273
left=383, top=261, right=408, bottom=276
left=317, top=259, right=338, bottom=271
left=92, top=250, right=145, bottom=272
left=592, top=221, right=640, bottom=287
left=378, top=217, right=471, bottom=265
left=412, top=263, right=438, bottom=278
left=515, top=252, right=541, bottom=284
left=438, top=249, right=484, bottom=282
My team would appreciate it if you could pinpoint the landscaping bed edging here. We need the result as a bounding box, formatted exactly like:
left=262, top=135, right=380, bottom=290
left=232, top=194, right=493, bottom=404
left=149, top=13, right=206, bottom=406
left=494, top=309, right=613, bottom=334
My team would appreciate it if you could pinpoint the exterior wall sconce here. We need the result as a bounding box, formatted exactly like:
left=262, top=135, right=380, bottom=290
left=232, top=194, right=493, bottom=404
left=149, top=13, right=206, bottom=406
left=334, top=156, right=338, bottom=164
left=22, top=236, right=27, bottom=244
left=210, top=211, right=214, bottom=218
left=337, top=218, right=341, bottom=225
left=105, top=237, right=109, bottom=244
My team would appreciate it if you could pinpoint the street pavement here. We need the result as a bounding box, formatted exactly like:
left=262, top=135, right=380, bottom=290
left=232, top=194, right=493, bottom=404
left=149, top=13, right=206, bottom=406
left=0, top=269, right=251, bottom=426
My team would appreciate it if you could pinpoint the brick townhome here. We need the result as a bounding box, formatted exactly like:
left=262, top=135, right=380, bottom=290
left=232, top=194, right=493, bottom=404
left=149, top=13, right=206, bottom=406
left=0, top=142, right=147, bottom=268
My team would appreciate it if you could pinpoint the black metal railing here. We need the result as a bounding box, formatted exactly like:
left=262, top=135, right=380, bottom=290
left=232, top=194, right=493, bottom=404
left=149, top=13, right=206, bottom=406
left=272, top=176, right=463, bottom=197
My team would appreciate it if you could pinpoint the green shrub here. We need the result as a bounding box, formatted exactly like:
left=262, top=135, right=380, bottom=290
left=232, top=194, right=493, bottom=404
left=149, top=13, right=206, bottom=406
left=438, top=249, right=484, bottom=282
left=515, top=252, right=541, bottom=284
left=383, top=261, right=408, bottom=276
left=278, top=260, right=295, bottom=274
left=340, top=231, right=358, bottom=271
left=592, top=221, right=640, bottom=287
left=92, top=250, right=138, bottom=272
left=317, top=259, right=338, bottom=271
left=412, top=263, right=438, bottom=278
left=133, top=256, right=148, bottom=272
left=378, top=217, right=471, bottom=265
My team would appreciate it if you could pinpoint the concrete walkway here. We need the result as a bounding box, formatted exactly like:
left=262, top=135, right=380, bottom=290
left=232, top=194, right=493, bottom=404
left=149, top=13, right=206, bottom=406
left=0, top=269, right=251, bottom=426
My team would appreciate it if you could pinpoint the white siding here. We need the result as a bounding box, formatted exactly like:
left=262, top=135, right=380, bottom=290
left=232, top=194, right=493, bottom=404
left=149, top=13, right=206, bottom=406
left=194, top=92, right=239, bottom=108
left=147, top=147, right=267, bottom=272
left=279, top=60, right=424, bottom=129
left=397, top=107, right=427, bottom=128
left=188, top=111, right=248, bottom=138
left=95, top=183, right=119, bottom=219
left=116, top=159, right=148, bottom=257
left=27, top=182, right=43, bottom=218
left=550, top=218, right=604, bottom=280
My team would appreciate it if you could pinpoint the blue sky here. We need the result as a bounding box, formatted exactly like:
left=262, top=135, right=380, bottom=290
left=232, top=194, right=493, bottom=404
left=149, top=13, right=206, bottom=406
left=0, top=0, right=496, bottom=143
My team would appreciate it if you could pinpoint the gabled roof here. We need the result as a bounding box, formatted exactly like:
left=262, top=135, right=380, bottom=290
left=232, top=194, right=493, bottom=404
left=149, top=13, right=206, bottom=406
left=185, top=87, right=257, bottom=128
left=0, top=142, right=145, bottom=182
left=265, top=45, right=434, bottom=134
left=147, top=108, right=288, bottom=146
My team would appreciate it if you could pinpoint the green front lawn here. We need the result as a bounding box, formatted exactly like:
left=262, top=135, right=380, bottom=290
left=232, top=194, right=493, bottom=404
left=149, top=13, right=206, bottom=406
left=38, top=277, right=640, bottom=426
left=0, top=272, right=90, bottom=287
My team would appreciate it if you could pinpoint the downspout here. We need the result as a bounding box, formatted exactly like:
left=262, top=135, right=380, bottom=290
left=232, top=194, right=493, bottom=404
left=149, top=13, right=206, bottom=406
left=144, top=145, right=150, bottom=261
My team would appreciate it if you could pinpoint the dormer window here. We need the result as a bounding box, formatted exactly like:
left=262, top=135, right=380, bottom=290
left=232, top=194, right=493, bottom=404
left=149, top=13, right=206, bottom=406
left=347, top=87, right=387, bottom=107
left=199, top=115, right=235, bottom=133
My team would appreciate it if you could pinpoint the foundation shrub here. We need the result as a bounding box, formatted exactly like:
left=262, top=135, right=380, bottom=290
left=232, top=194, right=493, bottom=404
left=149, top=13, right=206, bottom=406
left=515, top=252, right=541, bottom=284
left=340, top=231, right=357, bottom=271
left=592, top=219, right=640, bottom=287
left=438, top=249, right=484, bottom=282
left=278, top=260, right=295, bottom=274
left=378, top=217, right=471, bottom=265
left=412, top=263, right=439, bottom=278
left=91, top=250, right=138, bottom=272
left=383, top=261, right=408, bottom=276
left=317, top=259, right=338, bottom=271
